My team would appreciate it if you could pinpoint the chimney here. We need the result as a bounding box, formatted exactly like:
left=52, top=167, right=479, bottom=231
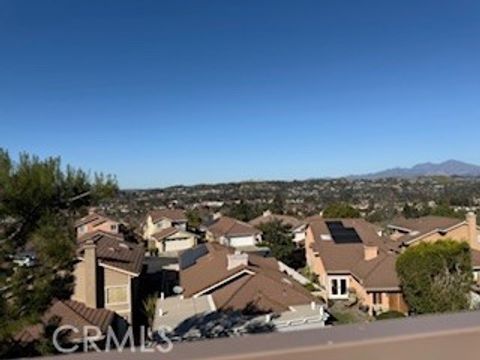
left=467, top=212, right=479, bottom=250
left=83, top=240, right=97, bottom=308
left=227, top=251, right=249, bottom=270
left=364, top=245, right=378, bottom=261
left=213, top=212, right=222, bottom=221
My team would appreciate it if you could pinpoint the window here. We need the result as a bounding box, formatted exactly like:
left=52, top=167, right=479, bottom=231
left=105, top=286, right=128, bottom=305
left=372, top=292, right=382, bottom=305
left=110, top=224, right=117, bottom=231
left=330, top=277, right=348, bottom=299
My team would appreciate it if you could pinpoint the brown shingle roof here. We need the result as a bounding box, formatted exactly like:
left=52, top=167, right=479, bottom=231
left=208, top=216, right=261, bottom=238
left=249, top=213, right=304, bottom=229
left=15, top=299, right=115, bottom=343
left=152, top=227, right=197, bottom=241
left=149, top=209, right=186, bottom=223
left=77, top=232, right=144, bottom=275
left=388, top=216, right=464, bottom=244
left=151, top=227, right=180, bottom=240
left=180, top=243, right=314, bottom=313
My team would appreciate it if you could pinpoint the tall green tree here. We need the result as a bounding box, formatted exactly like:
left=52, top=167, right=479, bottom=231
left=323, top=202, right=360, bottom=218
left=396, top=240, right=473, bottom=314
left=258, top=220, right=296, bottom=266
left=0, top=148, right=118, bottom=355
left=226, top=201, right=260, bottom=222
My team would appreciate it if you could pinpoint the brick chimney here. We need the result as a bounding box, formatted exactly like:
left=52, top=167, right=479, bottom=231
left=227, top=251, right=249, bottom=270
left=83, top=240, right=98, bottom=308
left=364, top=245, right=378, bottom=261
left=467, top=212, right=479, bottom=250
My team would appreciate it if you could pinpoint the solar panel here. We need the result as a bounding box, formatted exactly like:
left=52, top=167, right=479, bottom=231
left=326, top=221, right=362, bottom=244
left=179, top=243, right=209, bottom=270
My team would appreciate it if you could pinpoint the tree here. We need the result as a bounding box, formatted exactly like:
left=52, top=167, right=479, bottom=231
left=258, top=220, right=297, bottom=267
left=268, top=193, right=285, bottom=214
left=226, top=201, right=260, bottom=222
left=0, top=148, right=118, bottom=355
left=396, top=240, right=473, bottom=314
left=186, top=209, right=202, bottom=229
left=143, top=293, right=158, bottom=337
left=323, top=203, right=360, bottom=218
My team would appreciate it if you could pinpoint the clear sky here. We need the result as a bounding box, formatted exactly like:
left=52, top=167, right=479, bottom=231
left=1, top=0, right=479, bottom=188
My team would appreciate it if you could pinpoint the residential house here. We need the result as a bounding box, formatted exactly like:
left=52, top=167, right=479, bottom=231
left=388, top=212, right=480, bottom=282
left=249, top=210, right=307, bottom=247
left=142, top=209, right=188, bottom=239
left=305, top=213, right=480, bottom=315
left=178, top=243, right=317, bottom=314
left=142, top=209, right=198, bottom=253
left=387, top=213, right=480, bottom=250
left=206, top=216, right=262, bottom=249
left=150, top=227, right=198, bottom=253
left=75, top=211, right=120, bottom=239
left=305, top=217, right=407, bottom=315
left=72, top=231, right=144, bottom=324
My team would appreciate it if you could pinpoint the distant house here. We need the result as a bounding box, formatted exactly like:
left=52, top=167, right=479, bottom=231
left=179, top=243, right=316, bottom=313
left=387, top=213, right=480, bottom=249
left=388, top=212, right=480, bottom=284
left=142, top=209, right=188, bottom=239
left=206, top=216, right=262, bottom=249
left=75, top=211, right=120, bottom=239
left=142, top=209, right=197, bottom=253
left=305, top=217, right=407, bottom=315
left=15, top=299, right=123, bottom=347
left=151, top=227, right=198, bottom=253
left=249, top=210, right=307, bottom=247
left=72, top=231, right=144, bottom=324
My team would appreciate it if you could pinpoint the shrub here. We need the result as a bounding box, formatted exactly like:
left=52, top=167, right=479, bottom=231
left=376, top=311, right=405, bottom=320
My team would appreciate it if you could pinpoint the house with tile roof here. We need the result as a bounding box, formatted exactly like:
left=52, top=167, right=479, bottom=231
left=142, top=209, right=197, bottom=253
left=143, top=209, right=188, bottom=238
left=179, top=243, right=317, bottom=314
left=305, top=217, right=407, bottom=315
left=75, top=210, right=121, bottom=239
left=206, top=216, right=262, bottom=249
left=249, top=211, right=307, bottom=247
left=72, top=231, right=144, bottom=324
left=387, top=213, right=480, bottom=249
left=388, top=212, right=480, bottom=284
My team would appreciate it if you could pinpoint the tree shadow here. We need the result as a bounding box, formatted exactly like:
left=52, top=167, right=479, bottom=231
left=160, top=303, right=276, bottom=342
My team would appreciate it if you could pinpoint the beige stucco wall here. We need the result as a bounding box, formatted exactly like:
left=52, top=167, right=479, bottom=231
left=156, top=231, right=197, bottom=252
left=413, top=224, right=470, bottom=245
left=72, top=261, right=86, bottom=303
left=104, top=267, right=133, bottom=323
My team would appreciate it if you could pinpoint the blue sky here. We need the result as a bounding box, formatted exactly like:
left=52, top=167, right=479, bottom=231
left=1, top=0, right=479, bottom=188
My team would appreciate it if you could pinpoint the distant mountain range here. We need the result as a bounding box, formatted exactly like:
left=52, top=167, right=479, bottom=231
left=351, top=160, right=480, bottom=179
